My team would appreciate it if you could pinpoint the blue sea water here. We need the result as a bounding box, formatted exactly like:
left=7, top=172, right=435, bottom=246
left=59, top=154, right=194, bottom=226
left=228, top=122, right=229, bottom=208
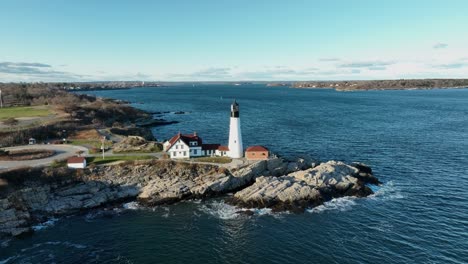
left=1, top=85, right=468, bottom=263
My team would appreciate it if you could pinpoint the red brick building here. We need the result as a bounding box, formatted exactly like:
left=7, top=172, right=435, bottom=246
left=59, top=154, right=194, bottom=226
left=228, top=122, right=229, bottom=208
left=245, top=145, right=269, bottom=160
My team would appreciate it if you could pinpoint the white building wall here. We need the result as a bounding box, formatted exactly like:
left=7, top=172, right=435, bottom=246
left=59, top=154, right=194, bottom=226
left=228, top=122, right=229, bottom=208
left=228, top=117, right=243, bottom=158
left=190, top=146, right=203, bottom=157
left=68, top=162, right=86, bottom=169
left=168, top=139, right=190, bottom=159
left=215, top=150, right=227, bottom=156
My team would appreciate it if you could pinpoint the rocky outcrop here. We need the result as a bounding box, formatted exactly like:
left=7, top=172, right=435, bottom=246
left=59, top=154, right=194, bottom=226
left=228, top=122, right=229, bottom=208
left=0, top=180, right=140, bottom=237
left=113, top=136, right=162, bottom=153
left=138, top=159, right=280, bottom=205
left=0, top=158, right=379, bottom=238
left=230, top=161, right=380, bottom=212
left=0, top=199, right=31, bottom=237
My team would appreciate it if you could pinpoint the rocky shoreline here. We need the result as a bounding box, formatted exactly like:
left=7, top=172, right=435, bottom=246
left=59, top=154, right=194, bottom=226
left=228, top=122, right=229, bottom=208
left=0, top=156, right=380, bottom=239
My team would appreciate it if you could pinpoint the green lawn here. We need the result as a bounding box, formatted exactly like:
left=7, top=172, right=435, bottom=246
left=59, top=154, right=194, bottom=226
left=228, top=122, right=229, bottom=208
left=193, top=156, right=232, bottom=164
left=50, top=159, right=67, bottom=168
left=69, top=140, right=112, bottom=151
left=87, top=155, right=154, bottom=165
left=0, top=106, right=52, bottom=120
left=113, top=146, right=163, bottom=154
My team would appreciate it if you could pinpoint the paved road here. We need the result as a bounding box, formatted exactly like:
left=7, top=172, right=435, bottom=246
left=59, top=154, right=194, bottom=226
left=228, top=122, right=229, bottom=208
left=0, top=144, right=247, bottom=171
left=0, top=144, right=88, bottom=171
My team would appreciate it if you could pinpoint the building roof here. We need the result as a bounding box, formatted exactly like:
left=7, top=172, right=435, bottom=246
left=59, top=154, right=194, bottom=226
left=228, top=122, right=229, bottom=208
left=246, top=145, right=269, bottom=152
left=166, top=132, right=203, bottom=150
left=67, top=156, right=86, bottom=163
left=202, top=144, right=220, bottom=150
left=218, top=145, right=229, bottom=151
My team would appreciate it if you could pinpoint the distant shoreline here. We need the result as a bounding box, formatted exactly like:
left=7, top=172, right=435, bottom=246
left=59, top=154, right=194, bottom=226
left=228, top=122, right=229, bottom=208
left=276, top=79, right=468, bottom=91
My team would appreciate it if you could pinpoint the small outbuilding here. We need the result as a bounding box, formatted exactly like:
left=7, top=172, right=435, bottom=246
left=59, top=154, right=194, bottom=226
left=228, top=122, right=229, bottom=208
left=67, top=156, right=87, bottom=169
left=28, top=138, right=36, bottom=145
left=245, top=145, right=269, bottom=160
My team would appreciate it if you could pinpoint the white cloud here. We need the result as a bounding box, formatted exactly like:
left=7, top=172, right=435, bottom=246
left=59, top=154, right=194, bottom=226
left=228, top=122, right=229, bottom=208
left=433, top=43, right=448, bottom=49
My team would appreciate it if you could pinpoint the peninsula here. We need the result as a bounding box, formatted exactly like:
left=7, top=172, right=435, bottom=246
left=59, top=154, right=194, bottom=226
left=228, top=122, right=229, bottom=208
left=0, top=84, right=381, bottom=240
left=288, top=78, right=468, bottom=91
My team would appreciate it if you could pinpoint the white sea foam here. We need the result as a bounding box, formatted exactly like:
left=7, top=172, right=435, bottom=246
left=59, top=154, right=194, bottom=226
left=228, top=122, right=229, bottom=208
left=162, top=207, right=170, bottom=218
left=84, top=209, right=119, bottom=221
left=307, top=197, right=358, bottom=213
left=122, top=201, right=140, bottom=210
left=62, top=241, right=87, bottom=249
left=306, top=181, right=403, bottom=214
left=198, top=200, right=283, bottom=220
left=199, top=201, right=239, bottom=220
left=0, top=239, right=11, bottom=248
left=32, top=218, right=59, bottom=231
left=0, top=256, right=16, bottom=264
left=190, top=199, right=202, bottom=204
left=368, top=181, right=404, bottom=200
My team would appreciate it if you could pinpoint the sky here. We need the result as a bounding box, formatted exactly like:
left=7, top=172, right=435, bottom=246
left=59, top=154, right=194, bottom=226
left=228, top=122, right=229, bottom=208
left=0, top=0, right=467, bottom=82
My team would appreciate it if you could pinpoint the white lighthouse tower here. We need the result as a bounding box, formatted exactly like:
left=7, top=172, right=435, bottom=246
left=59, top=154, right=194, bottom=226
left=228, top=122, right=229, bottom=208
left=228, top=100, right=243, bottom=158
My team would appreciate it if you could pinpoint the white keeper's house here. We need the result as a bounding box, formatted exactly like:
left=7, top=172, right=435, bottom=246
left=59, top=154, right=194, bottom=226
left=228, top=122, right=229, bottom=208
left=163, top=132, right=229, bottom=159
left=163, top=100, right=248, bottom=160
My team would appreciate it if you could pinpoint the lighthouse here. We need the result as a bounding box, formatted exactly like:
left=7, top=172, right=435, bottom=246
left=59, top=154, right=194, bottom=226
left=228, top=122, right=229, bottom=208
left=228, top=100, right=243, bottom=158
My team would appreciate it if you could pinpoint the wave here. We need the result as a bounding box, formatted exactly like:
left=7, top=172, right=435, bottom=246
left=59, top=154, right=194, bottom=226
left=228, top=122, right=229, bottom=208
left=122, top=201, right=141, bottom=210
left=0, top=239, right=11, bottom=249
left=162, top=207, right=170, bottom=218
left=197, top=200, right=286, bottom=220
left=32, top=217, right=59, bottom=231
left=84, top=209, right=120, bottom=222
left=307, top=196, right=358, bottom=214
left=368, top=181, right=404, bottom=200
left=0, top=241, right=97, bottom=264
left=198, top=201, right=241, bottom=220
left=307, top=181, right=403, bottom=214
left=0, top=256, right=16, bottom=264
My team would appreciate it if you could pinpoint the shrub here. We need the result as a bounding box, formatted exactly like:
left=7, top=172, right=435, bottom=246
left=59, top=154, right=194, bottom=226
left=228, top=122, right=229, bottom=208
left=2, top=118, right=18, bottom=126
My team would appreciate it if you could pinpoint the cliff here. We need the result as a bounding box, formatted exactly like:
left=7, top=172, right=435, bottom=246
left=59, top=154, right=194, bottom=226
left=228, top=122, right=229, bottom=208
left=0, top=157, right=380, bottom=239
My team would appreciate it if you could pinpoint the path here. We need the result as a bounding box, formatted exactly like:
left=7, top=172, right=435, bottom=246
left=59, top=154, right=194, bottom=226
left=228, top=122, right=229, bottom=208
left=0, top=144, right=88, bottom=171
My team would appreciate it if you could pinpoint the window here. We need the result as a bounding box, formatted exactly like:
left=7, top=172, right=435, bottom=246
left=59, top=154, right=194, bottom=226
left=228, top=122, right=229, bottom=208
left=173, top=152, right=176, bottom=157
left=183, top=151, right=186, bottom=156
left=176, top=145, right=179, bottom=150
left=194, top=150, right=197, bottom=154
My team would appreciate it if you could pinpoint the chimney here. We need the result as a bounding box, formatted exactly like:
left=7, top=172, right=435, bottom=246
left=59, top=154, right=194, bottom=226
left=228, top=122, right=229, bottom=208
left=194, top=131, right=197, bottom=136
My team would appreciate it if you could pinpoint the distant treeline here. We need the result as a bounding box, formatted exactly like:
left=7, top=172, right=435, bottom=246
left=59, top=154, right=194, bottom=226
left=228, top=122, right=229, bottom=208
left=0, top=83, right=155, bottom=146
left=291, top=79, right=468, bottom=91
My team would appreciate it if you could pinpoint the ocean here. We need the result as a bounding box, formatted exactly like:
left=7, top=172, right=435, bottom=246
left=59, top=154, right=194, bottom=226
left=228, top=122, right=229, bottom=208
left=1, top=84, right=467, bottom=263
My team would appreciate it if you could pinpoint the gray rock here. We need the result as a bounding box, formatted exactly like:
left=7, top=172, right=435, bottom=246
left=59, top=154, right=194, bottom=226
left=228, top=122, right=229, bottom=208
left=231, top=160, right=377, bottom=212
left=266, top=158, right=288, bottom=176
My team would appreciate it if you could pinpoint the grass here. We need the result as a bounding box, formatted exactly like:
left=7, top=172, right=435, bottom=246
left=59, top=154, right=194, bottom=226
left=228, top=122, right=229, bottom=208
left=0, top=106, right=52, bottom=120
left=50, top=159, right=67, bottom=168
left=193, top=156, right=232, bottom=164
left=87, top=155, right=154, bottom=165
left=113, top=146, right=163, bottom=154
left=69, top=139, right=112, bottom=149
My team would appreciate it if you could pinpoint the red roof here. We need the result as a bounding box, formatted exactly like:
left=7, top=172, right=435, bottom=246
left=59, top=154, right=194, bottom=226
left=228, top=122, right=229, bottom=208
left=202, top=144, right=220, bottom=150
left=67, top=156, right=86, bottom=163
left=167, top=132, right=203, bottom=150
left=218, top=146, right=229, bottom=151
left=246, top=145, right=269, bottom=152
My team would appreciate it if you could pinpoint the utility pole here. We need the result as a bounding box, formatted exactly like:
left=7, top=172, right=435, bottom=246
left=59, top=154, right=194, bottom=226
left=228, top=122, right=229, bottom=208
left=0, top=89, right=3, bottom=108
left=101, top=136, right=106, bottom=159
